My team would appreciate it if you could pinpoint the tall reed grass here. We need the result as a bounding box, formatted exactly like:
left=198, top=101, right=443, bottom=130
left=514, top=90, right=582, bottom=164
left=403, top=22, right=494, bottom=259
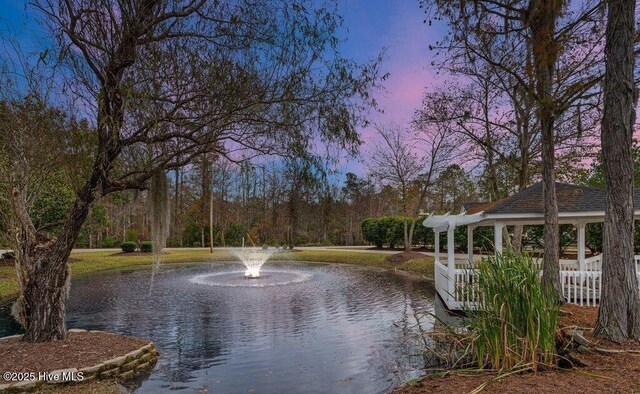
left=467, top=251, right=559, bottom=371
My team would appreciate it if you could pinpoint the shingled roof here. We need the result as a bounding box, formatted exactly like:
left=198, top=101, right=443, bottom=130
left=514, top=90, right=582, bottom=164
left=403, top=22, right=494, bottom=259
left=464, top=182, right=640, bottom=215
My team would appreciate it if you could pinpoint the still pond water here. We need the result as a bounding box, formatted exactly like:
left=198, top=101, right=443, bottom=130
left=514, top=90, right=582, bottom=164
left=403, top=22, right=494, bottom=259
left=0, top=262, right=437, bottom=393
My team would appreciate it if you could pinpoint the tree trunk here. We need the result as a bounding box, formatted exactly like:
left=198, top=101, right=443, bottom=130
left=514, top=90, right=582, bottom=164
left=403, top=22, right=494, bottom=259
left=209, top=190, right=214, bottom=253
left=289, top=190, right=298, bottom=247
left=16, top=153, right=105, bottom=341
left=404, top=220, right=411, bottom=252
left=594, top=0, right=640, bottom=342
left=407, top=219, right=418, bottom=252
left=22, top=256, right=70, bottom=342
left=511, top=225, right=524, bottom=252
left=528, top=0, right=562, bottom=303
left=540, top=114, right=561, bottom=302
left=13, top=0, right=157, bottom=343
left=502, top=225, right=512, bottom=250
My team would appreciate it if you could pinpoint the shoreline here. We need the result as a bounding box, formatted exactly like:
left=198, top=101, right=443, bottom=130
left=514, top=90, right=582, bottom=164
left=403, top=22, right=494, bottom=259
left=0, top=248, right=435, bottom=302
left=396, top=304, right=640, bottom=393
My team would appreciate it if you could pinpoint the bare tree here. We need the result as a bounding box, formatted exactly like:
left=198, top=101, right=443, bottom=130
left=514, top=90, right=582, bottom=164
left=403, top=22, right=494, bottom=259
left=368, top=123, right=452, bottom=251
left=4, top=0, right=381, bottom=342
left=594, top=0, right=640, bottom=342
left=424, top=0, right=605, bottom=301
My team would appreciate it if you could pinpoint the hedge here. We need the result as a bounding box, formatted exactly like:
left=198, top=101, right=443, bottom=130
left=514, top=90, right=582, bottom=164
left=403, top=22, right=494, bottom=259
left=120, top=241, right=136, bottom=253
left=361, top=216, right=495, bottom=251
left=140, top=241, right=153, bottom=253
left=361, top=217, right=640, bottom=253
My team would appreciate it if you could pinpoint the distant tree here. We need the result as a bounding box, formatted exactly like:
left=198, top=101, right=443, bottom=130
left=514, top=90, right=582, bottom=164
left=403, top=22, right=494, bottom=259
left=433, top=164, right=477, bottom=213
left=578, top=141, right=640, bottom=189
left=4, top=0, right=381, bottom=342
left=424, top=0, right=606, bottom=302
left=341, top=173, right=364, bottom=244
left=368, top=123, right=453, bottom=251
left=283, top=157, right=324, bottom=246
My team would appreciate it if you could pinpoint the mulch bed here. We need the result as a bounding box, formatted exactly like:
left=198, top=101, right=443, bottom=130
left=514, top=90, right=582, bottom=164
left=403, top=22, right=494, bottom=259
left=385, top=252, right=428, bottom=264
left=398, top=304, right=640, bottom=393
left=0, top=331, right=150, bottom=376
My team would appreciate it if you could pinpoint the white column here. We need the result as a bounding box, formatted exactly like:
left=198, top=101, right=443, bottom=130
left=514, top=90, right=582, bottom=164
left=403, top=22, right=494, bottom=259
left=467, top=226, right=474, bottom=266
left=447, top=224, right=456, bottom=299
left=434, top=231, right=440, bottom=263
left=494, top=221, right=503, bottom=255
left=577, top=221, right=586, bottom=271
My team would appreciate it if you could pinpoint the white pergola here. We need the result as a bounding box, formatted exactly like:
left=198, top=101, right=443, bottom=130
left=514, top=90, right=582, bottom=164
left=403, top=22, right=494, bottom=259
left=422, top=182, right=636, bottom=310
left=423, top=210, right=595, bottom=269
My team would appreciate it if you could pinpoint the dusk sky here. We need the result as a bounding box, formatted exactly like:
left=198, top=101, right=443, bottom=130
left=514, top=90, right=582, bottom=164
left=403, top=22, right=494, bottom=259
left=0, top=0, right=445, bottom=177
left=336, top=0, right=445, bottom=175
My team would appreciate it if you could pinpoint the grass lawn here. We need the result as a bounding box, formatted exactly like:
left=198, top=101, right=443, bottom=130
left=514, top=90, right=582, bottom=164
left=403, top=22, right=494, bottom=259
left=0, top=248, right=435, bottom=301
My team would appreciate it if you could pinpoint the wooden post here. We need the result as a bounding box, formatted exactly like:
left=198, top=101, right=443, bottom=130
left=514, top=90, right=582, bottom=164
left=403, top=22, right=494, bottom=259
left=494, top=222, right=503, bottom=255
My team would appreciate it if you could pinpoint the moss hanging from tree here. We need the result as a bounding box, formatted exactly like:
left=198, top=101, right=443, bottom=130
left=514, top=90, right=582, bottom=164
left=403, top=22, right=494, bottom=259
left=149, top=169, right=170, bottom=266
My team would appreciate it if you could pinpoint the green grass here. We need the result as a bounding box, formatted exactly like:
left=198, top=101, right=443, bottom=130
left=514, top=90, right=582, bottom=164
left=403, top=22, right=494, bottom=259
left=0, top=249, right=435, bottom=301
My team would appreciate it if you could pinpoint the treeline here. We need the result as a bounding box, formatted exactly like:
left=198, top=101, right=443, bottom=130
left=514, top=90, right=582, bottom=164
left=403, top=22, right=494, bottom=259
left=361, top=216, right=494, bottom=251
left=361, top=216, right=640, bottom=256
left=65, top=157, right=481, bottom=248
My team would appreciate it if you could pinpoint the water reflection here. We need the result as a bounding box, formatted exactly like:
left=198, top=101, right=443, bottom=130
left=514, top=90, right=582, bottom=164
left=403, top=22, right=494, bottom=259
left=1, top=262, right=437, bottom=393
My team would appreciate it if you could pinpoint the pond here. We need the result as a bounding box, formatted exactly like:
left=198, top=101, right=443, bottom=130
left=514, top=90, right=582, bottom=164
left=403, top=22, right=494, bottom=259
left=0, top=262, right=437, bottom=393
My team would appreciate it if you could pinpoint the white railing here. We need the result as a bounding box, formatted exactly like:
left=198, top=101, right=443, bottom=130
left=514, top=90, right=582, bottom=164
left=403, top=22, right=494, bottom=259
left=434, top=259, right=479, bottom=310
left=435, top=255, right=640, bottom=310
left=561, top=270, right=601, bottom=306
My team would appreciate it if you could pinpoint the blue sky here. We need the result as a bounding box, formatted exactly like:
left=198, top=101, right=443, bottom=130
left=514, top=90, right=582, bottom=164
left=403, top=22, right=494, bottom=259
left=335, top=0, right=445, bottom=175
left=0, top=0, right=444, bottom=177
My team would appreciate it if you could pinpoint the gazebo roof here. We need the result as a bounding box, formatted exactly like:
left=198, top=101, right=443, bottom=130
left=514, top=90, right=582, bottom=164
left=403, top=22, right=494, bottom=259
left=465, top=182, right=640, bottom=215
left=425, top=182, right=640, bottom=230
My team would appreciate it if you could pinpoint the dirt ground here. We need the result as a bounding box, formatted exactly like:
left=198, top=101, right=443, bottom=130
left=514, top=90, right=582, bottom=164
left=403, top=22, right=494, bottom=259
left=0, top=331, right=150, bottom=378
left=385, top=251, right=428, bottom=264
left=397, top=304, right=640, bottom=393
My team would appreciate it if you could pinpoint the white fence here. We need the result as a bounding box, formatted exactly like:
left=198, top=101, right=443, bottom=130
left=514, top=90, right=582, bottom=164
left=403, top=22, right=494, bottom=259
left=435, top=255, right=640, bottom=310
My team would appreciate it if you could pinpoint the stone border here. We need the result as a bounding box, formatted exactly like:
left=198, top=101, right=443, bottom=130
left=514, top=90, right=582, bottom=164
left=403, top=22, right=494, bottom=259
left=0, top=329, right=158, bottom=393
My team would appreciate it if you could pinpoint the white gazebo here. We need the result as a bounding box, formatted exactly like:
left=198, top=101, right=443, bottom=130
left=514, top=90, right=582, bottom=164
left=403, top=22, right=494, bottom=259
left=424, top=182, right=640, bottom=310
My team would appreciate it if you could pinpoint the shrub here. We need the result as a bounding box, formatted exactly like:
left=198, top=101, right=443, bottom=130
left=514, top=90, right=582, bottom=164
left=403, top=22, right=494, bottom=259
left=412, top=216, right=433, bottom=246
left=225, top=223, right=248, bottom=247
left=140, top=241, right=153, bottom=253
left=468, top=251, right=558, bottom=371
left=362, top=218, right=384, bottom=248
left=450, top=225, right=494, bottom=252
left=384, top=217, right=407, bottom=249
left=120, top=241, right=136, bottom=253
left=125, top=228, right=138, bottom=242
left=100, top=236, right=118, bottom=248
left=192, top=241, right=201, bottom=247
left=362, top=216, right=411, bottom=248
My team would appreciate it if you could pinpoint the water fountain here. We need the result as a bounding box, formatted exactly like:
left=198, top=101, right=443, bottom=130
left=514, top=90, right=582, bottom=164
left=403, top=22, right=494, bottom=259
left=229, top=247, right=274, bottom=278
left=190, top=240, right=310, bottom=287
